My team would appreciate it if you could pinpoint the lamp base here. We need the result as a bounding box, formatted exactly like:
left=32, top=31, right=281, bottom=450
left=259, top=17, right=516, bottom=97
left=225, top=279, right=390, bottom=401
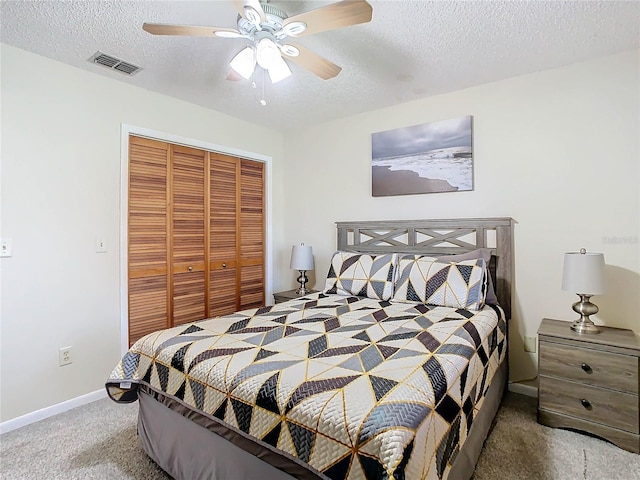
left=570, top=294, right=600, bottom=334
left=295, top=270, right=309, bottom=295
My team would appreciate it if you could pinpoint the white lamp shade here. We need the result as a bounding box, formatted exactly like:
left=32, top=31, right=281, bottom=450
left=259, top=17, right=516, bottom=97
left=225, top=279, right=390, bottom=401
left=562, top=251, right=605, bottom=295
left=290, top=244, right=314, bottom=271
left=230, top=46, right=256, bottom=80
left=256, top=38, right=280, bottom=69
left=267, top=54, right=292, bottom=83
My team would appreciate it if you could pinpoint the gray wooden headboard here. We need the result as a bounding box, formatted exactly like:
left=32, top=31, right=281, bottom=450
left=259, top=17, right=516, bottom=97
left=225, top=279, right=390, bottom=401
left=336, top=217, right=514, bottom=319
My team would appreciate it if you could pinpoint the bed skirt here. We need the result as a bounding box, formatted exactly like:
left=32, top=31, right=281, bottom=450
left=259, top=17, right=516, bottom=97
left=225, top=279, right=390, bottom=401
left=137, top=360, right=507, bottom=480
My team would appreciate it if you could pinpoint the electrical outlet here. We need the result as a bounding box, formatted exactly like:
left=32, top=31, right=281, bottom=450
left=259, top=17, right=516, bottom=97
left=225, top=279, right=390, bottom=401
left=59, top=347, right=72, bottom=366
left=524, top=336, right=537, bottom=353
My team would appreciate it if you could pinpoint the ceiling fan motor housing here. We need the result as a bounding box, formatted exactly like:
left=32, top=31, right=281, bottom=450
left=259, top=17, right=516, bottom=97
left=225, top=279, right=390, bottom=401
left=237, top=3, right=289, bottom=39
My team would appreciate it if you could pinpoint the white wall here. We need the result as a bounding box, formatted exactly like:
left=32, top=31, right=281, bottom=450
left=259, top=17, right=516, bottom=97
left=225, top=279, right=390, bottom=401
left=280, top=49, right=640, bottom=383
left=0, top=45, right=285, bottom=422
left=2, top=44, right=638, bottom=424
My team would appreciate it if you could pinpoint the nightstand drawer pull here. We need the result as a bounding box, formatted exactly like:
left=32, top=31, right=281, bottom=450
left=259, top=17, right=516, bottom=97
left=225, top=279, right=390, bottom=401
left=581, top=399, right=592, bottom=410
left=581, top=363, right=592, bottom=373
left=222, top=263, right=227, bottom=268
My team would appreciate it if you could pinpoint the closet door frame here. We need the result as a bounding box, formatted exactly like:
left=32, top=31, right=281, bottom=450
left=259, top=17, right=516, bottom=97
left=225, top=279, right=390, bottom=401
left=119, top=124, right=273, bottom=356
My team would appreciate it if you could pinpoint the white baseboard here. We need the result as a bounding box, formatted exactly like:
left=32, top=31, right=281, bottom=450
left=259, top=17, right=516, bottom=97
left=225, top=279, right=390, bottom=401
left=508, top=381, right=538, bottom=398
left=0, top=389, right=107, bottom=434
left=0, top=382, right=536, bottom=434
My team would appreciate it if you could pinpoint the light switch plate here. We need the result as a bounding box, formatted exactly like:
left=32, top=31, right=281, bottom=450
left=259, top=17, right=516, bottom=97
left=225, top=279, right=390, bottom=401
left=1, top=238, right=12, bottom=257
left=96, top=239, right=107, bottom=253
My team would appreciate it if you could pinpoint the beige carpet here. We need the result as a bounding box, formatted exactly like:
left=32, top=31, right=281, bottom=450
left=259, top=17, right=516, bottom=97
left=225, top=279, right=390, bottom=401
left=1, top=392, right=639, bottom=479
left=474, top=393, right=640, bottom=480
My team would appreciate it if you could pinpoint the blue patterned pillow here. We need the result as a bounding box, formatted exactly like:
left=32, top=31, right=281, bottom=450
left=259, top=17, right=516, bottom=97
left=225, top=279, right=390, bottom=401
left=392, top=256, right=487, bottom=310
left=323, top=252, right=397, bottom=301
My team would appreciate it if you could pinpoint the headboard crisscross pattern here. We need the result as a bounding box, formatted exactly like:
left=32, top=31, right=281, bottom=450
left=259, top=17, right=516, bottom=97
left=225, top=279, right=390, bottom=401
left=336, top=217, right=514, bottom=319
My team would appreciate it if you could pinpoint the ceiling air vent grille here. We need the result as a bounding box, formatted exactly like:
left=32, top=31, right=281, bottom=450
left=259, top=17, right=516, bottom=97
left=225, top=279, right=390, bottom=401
left=88, top=51, right=142, bottom=76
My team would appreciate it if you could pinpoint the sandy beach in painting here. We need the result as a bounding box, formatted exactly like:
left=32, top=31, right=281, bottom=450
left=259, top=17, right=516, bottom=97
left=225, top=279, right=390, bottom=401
left=372, top=166, right=457, bottom=196
left=372, top=147, right=473, bottom=192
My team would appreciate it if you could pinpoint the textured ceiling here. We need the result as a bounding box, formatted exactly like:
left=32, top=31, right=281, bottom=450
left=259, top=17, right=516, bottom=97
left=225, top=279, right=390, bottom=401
left=1, top=1, right=638, bottom=132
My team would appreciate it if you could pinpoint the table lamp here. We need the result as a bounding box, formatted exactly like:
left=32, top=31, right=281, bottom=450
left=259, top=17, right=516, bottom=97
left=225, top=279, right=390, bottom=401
left=290, top=243, right=314, bottom=295
left=561, top=248, right=605, bottom=334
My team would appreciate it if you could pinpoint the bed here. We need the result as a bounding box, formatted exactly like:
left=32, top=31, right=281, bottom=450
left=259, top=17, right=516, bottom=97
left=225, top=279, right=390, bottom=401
left=106, top=217, right=514, bottom=480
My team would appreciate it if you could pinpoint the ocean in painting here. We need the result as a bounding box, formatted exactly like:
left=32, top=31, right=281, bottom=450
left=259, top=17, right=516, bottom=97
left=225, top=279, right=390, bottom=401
left=372, top=146, right=473, bottom=191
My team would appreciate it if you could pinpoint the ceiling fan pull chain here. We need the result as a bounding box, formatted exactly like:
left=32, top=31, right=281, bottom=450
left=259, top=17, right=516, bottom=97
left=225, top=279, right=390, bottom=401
left=260, top=68, right=267, bottom=106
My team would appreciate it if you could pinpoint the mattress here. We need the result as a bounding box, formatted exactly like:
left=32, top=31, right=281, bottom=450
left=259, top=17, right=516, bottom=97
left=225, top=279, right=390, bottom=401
left=106, top=293, right=506, bottom=480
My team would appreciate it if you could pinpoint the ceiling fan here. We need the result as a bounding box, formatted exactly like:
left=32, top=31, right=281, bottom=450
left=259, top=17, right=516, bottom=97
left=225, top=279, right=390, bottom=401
left=142, top=0, right=373, bottom=84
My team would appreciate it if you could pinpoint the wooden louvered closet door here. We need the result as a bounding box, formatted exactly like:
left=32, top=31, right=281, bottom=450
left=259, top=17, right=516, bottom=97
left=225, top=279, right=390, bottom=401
left=171, top=145, right=207, bottom=326
left=209, top=153, right=239, bottom=317
left=208, top=154, right=266, bottom=315
left=239, top=159, right=265, bottom=309
left=128, top=135, right=265, bottom=346
left=128, top=137, right=170, bottom=343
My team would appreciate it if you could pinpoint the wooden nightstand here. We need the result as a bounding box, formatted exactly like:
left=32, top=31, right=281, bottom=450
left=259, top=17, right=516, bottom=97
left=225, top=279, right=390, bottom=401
left=273, top=289, right=319, bottom=304
left=537, top=318, right=640, bottom=453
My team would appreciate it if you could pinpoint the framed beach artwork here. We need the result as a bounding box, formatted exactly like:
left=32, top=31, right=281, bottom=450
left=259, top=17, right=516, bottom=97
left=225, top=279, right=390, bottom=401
left=371, top=115, right=473, bottom=196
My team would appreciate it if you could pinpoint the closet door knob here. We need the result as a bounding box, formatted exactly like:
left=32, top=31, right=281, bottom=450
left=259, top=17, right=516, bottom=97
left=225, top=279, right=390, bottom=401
left=188, top=266, right=193, bottom=272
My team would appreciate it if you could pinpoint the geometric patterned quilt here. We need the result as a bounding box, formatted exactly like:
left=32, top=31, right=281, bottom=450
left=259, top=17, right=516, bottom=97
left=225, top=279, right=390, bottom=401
left=106, top=293, right=506, bottom=480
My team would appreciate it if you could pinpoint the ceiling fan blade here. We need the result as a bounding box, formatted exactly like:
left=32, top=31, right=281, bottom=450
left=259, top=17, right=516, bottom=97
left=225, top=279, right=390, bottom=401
left=143, top=23, right=242, bottom=37
left=226, top=69, right=244, bottom=81
left=282, top=0, right=373, bottom=37
left=282, top=42, right=342, bottom=80
left=233, top=0, right=266, bottom=24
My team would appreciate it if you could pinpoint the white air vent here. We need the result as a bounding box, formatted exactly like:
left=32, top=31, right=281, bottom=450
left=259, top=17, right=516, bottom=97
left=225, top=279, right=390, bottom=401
left=88, top=51, right=142, bottom=76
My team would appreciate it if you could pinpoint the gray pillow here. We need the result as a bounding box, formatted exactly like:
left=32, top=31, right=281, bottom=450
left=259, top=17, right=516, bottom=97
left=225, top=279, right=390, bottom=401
left=436, top=248, right=498, bottom=305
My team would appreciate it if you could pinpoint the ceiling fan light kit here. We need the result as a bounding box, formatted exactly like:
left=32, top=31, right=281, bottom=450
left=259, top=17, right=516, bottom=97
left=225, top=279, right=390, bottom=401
left=266, top=55, right=292, bottom=83
left=142, top=0, right=373, bottom=87
left=256, top=37, right=280, bottom=69
left=229, top=46, right=256, bottom=80
left=229, top=36, right=292, bottom=83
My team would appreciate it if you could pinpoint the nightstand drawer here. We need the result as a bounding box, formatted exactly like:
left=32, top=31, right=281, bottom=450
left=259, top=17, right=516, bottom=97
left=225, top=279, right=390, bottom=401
left=539, top=376, right=639, bottom=434
left=539, top=341, right=639, bottom=394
